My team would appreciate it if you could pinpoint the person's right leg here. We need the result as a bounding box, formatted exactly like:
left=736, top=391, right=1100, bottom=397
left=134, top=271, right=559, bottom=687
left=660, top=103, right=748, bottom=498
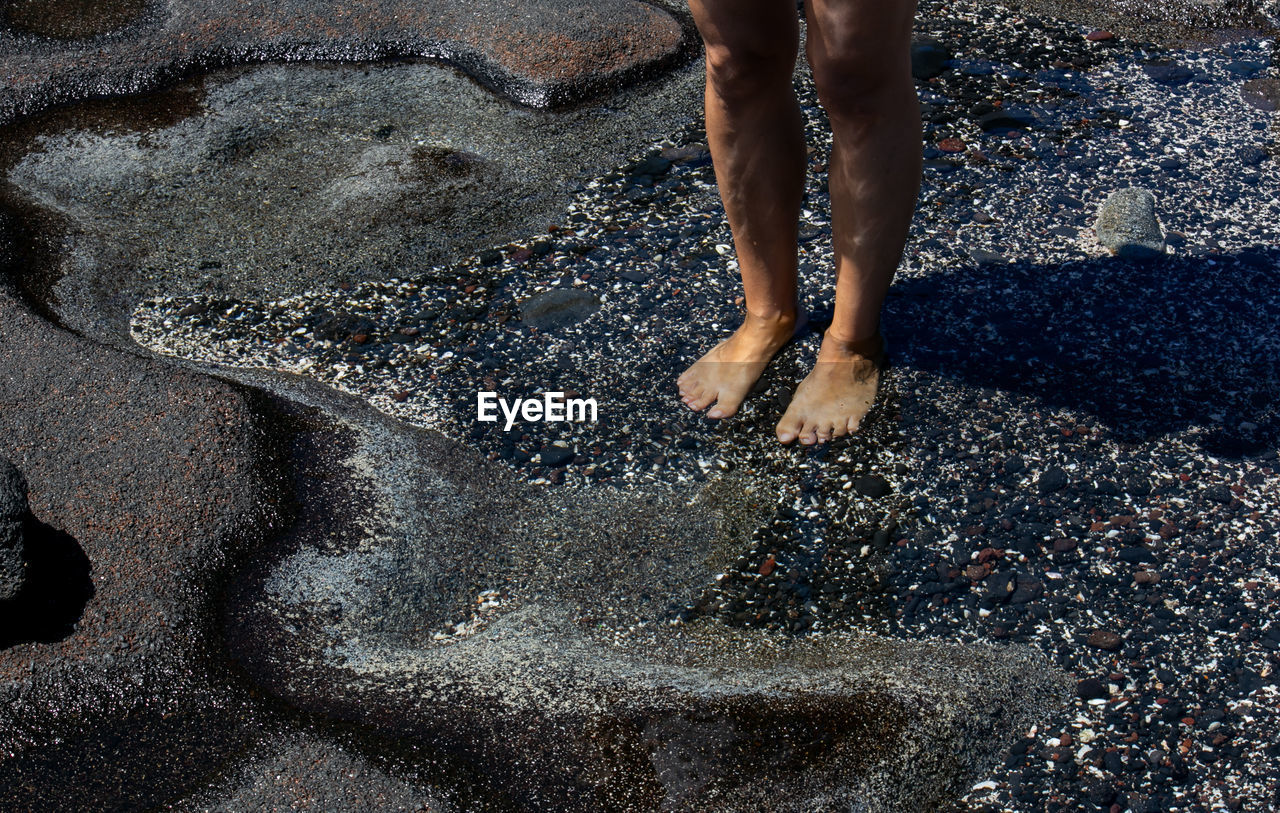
left=774, top=0, right=920, bottom=445
left=677, top=0, right=807, bottom=420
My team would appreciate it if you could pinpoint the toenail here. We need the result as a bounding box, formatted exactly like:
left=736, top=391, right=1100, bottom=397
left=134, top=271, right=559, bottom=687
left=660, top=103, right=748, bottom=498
left=707, top=409, right=723, bottom=418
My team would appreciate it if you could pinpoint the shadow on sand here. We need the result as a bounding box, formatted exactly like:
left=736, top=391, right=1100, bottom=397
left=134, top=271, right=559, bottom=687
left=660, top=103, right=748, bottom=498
left=881, top=246, right=1280, bottom=458
left=0, top=518, right=93, bottom=649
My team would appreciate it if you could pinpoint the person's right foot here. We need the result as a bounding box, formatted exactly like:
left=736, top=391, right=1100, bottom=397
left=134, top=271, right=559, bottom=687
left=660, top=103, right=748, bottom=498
left=677, top=310, right=804, bottom=419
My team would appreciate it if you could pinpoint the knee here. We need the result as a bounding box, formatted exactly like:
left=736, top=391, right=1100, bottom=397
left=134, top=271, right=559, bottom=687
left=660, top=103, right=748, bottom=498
left=703, top=41, right=796, bottom=106
left=807, top=43, right=910, bottom=124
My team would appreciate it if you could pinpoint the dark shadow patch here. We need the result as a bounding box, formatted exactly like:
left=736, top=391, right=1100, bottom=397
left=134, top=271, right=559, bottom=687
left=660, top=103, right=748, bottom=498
left=562, top=691, right=907, bottom=811
left=0, top=517, right=93, bottom=648
left=0, top=707, right=256, bottom=812
left=885, top=247, right=1280, bottom=459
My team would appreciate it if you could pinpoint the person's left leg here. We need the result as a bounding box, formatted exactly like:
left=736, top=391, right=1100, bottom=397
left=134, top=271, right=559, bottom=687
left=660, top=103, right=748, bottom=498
left=776, top=0, right=921, bottom=445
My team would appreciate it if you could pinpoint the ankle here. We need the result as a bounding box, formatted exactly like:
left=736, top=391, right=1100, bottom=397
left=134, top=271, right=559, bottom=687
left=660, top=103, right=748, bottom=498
left=742, top=307, right=798, bottom=332
left=819, top=329, right=883, bottom=361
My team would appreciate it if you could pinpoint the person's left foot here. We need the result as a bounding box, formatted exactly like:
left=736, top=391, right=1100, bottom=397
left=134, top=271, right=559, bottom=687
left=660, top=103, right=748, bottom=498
left=776, top=333, right=884, bottom=445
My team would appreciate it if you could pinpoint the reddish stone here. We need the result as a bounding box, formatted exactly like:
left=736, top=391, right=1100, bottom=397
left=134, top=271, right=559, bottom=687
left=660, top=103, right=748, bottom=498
left=1086, top=629, right=1123, bottom=651
left=759, top=554, right=776, bottom=577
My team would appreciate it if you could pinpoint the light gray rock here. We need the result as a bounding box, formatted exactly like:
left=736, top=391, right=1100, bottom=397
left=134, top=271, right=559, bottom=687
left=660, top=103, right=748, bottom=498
left=1095, top=187, right=1165, bottom=259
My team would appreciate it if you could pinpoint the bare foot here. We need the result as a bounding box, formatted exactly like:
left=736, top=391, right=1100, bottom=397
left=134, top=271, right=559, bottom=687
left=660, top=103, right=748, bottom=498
left=776, top=333, right=884, bottom=445
left=677, top=310, right=806, bottom=419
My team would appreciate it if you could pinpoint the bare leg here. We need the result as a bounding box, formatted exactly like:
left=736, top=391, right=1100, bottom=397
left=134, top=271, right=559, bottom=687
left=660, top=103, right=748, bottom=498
left=776, top=0, right=921, bottom=444
left=677, top=0, right=807, bottom=420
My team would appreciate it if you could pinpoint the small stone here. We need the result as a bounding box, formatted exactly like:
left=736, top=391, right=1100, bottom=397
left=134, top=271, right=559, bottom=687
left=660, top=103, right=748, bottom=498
left=938, top=137, right=966, bottom=153
left=519, top=289, right=601, bottom=330
left=1039, top=467, right=1069, bottom=494
left=1085, top=30, right=1114, bottom=41
left=1225, top=60, right=1265, bottom=78
left=854, top=475, right=891, bottom=498
left=978, top=108, right=1035, bottom=132
left=1052, top=537, right=1078, bottom=554
left=911, top=38, right=952, bottom=80
left=1009, top=578, right=1043, bottom=604
left=660, top=145, right=711, bottom=166
left=1242, top=78, right=1280, bottom=112
left=1116, top=546, right=1154, bottom=565
left=759, top=554, right=777, bottom=577
left=1086, top=629, right=1123, bottom=651
left=538, top=445, right=575, bottom=467
left=1206, top=485, right=1233, bottom=505
left=1077, top=677, right=1110, bottom=700
left=631, top=154, right=672, bottom=178
left=1095, top=188, right=1165, bottom=259
left=984, top=572, right=1017, bottom=603
left=969, top=248, right=1007, bottom=265
left=1239, top=147, right=1268, bottom=165
left=313, top=311, right=376, bottom=342
left=1133, top=569, right=1161, bottom=585
left=1143, top=62, right=1194, bottom=85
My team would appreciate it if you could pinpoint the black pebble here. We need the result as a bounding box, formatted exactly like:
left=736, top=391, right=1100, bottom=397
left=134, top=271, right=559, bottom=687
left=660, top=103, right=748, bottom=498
left=538, top=446, right=574, bottom=467
left=1077, top=677, right=1109, bottom=700
left=855, top=475, right=891, bottom=498
left=1238, top=146, right=1268, bottom=166
left=1039, top=467, right=1069, bottom=493
left=1143, top=63, right=1194, bottom=84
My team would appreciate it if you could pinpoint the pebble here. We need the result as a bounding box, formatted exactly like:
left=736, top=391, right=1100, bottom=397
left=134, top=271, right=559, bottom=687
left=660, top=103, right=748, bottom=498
left=1094, top=188, right=1165, bottom=259
left=517, top=289, right=601, bottom=330
left=911, top=38, right=952, bottom=80
left=1086, top=630, right=1124, bottom=651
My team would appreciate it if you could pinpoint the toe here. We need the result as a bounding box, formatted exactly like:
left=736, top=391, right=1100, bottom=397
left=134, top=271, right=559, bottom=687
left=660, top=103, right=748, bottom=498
left=688, top=389, right=717, bottom=412
left=707, top=393, right=744, bottom=420
left=776, top=413, right=803, bottom=444
left=799, top=421, right=819, bottom=445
